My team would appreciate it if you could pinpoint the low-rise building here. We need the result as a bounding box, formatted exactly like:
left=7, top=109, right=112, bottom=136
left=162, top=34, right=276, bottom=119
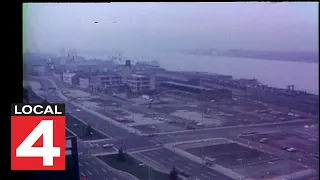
left=52, top=69, right=64, bottom=81
left=32, top=65, right=45, bottom=74
left=62, top=72, right=76, bottom=85
left=79, top=76, right=90, bottom=89
left=89, top=73, right=123, bottom=93
left=126, top=73, right=156, bottom=93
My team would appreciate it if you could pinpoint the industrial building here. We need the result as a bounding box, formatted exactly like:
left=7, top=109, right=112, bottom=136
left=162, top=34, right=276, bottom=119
left=89, top=73, right=123, bottom=93
left=62, top=72, right=76, bottom=85
left=161, top=81, right=232, bottom=101
left=126, top=73, right=156, bottom=93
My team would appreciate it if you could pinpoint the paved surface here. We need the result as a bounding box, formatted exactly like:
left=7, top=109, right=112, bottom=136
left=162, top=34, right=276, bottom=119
left=27, top=78, right=130, bottom=180
left=79, top=156, right=127, bottom=180
left=132, top=148, right=234, bottom=180
left=27, top=75, right=318, bottom=180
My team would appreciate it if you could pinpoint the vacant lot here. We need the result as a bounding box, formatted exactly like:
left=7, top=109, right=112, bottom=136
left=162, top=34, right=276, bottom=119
left=234, top=159, right=306, bottom=179
left=240, top=131, right=318, bottom=154
left=186, top=143, right=277, bottom=168
left=99, top=154, right=169, bottom=180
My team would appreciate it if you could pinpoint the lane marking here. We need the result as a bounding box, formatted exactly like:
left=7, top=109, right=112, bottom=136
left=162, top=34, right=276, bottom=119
left=184, top=166, right=191, bottom=170
left=168, top=158, right=174, bottom=162
left=79, top=163, right=83, bottom=167
left=189, top=164, right=198, bottom=168
left=201, top=173, right=210, bottom=179
left=102, top=168, right=107, bottom=173
left=91, top=160, right=97, bottom=165
left=87, top=171, right=92, bottom=175
left=113, top=178, right=118, bottom=180
left=208, top=172, right=217, bottom=176
left=94, top=169, right=100, bottom=174
left=85, top=161, right=90, bottom=165
left=80, top=172, right=85, bottom=176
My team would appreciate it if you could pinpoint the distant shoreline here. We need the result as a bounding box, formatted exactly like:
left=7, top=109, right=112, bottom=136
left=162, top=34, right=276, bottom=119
left=217, top=55, right=318, bottom=64
left=177, top=49, right=319, bottom=64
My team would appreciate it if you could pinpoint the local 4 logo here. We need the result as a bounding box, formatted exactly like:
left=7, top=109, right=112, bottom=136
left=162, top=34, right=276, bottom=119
left=11, top=103, right=66, bottom=170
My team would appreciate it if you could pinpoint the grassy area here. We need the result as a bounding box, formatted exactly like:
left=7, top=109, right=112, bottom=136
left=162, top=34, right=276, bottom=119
left=66, top=114, right=108, bottom=140
left=99, top=154, right=169, bottom=180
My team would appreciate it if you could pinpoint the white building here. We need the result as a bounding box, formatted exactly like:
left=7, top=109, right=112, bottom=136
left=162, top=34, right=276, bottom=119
left=33, top=65, right=45, bottom=74
left=89, top=73, right=123, bottom=92
left=127, top=74, right=155, bottom=93
left=62, top=72, right=76, bottom=85
left=79, top=77, right=90, bottom=89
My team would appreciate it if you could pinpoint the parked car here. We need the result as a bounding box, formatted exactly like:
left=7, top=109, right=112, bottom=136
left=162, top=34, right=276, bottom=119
left=103, top=144, right=113, bottom=148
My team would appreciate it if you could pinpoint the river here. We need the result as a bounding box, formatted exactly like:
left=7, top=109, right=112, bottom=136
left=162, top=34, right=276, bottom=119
left=82, top=51, right=319, bottom=95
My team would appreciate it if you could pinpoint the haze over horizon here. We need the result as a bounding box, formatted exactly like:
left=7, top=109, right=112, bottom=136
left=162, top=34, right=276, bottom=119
left=24, top=2, right=318, bottom=55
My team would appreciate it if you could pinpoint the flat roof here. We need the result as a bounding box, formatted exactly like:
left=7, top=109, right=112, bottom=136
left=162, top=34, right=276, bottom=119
left=131, top=74, right=149, bottom=78
left=162, top=81, right=213, bottom=90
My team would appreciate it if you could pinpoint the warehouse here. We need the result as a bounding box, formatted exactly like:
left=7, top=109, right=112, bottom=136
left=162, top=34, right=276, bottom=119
left=160, top=81, right=232, bottom=101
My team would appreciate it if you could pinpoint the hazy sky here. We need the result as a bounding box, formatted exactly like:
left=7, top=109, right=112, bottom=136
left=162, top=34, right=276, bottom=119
left=23, top=2, right=318, bottom=54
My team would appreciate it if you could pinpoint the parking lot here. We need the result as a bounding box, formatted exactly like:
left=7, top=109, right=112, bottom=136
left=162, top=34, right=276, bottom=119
left=184, top=141, right=307, bottom=179
left=185, top=142, right=277, bottom=168
left=240, top=131, right=318, bottom=154
left=234, top=159, right=306, bottom=179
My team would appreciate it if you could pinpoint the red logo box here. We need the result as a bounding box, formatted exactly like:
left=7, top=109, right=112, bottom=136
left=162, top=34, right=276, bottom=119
left=11, top=115, right=66, bottom=170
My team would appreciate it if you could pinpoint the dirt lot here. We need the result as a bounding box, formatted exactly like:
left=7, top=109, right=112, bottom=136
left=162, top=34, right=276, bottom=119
left=185, top=143, right=277, bottom=168
left=240, top=131, right=318, bottom=154
left=234, top=159, right=306, bottom=179
left=185, top=142, right=307, bottom=179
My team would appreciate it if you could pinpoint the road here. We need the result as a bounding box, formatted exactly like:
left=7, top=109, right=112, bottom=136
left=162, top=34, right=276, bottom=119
left=133, top=148, right=234, bottom=180
left=79, top=156, right=127, bottom=180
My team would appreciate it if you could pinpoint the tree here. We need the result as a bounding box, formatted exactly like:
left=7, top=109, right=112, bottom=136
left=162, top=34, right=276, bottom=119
left=117, top=148, right=126, bottom=162
left=169, top=166, right=178, bottom=180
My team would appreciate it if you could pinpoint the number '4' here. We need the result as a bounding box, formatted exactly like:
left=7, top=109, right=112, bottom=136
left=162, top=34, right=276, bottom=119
left=16, top=120, right=60, bottom=166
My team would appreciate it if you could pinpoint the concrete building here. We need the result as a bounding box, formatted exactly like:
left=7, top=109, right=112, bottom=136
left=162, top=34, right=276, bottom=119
left=89, top=73, right=123, bottom=93
left=32, top=65, right=45, bottom=74
left=52, top=69, right=64, bottom=81
left=161, top=81, right=232, bottom=101
left=62, top=72, right=76, bottom=85
left=126, top=73, right=156, bottom=93
left=120, top=60, right=132, bottom=84
left=79, top=76, right=90, bottom=89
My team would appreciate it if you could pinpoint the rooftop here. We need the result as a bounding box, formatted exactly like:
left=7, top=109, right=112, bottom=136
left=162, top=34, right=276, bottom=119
left=162, top=81, right=213, bottom=90
left=131, top=74, right=149, bottom=78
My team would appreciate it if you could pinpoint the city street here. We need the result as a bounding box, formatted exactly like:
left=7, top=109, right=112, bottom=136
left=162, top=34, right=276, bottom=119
left=132, top=148, right=234, bottom=180
left=79, top=156, right=128, bottom=180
